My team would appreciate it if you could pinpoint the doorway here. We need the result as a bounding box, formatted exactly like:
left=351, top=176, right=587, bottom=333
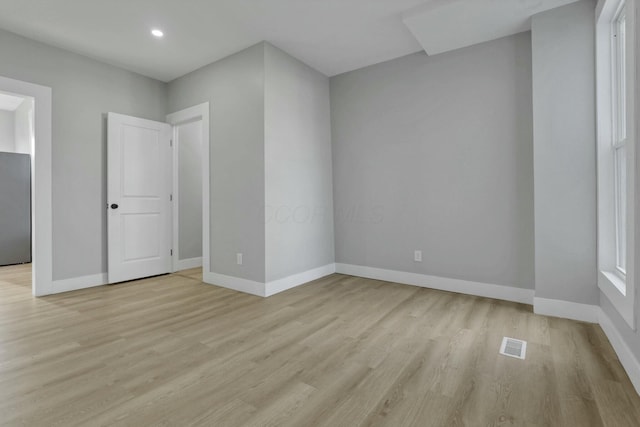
left=0, top=93, right=33, bottom=267
left=167, top=103, right=209, bottom=274
left=0, top=76, right=52, bottom=297
left=106, top=103, right=208, bottom=284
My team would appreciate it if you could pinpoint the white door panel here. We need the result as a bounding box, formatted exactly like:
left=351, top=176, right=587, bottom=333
left=108, top=113, right=172, bottom=284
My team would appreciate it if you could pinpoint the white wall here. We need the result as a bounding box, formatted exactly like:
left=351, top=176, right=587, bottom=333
left=531, top=0, right=598, bottom=305
left=0, top=29, right=167, bottom=281
left=0, top=109, right=15, bottom=152
left=14, top=97, right=33, bottom=155
left=264, top=43, right=334, bottom=282
left=330, top=33, right=535, bottom=289
left=168, top=43, right=266, bottom=283
left=176, top=119, right=203, bottom=261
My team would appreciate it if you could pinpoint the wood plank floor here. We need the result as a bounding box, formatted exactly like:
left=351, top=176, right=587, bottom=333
left=1, top=264, right=639, bottom=426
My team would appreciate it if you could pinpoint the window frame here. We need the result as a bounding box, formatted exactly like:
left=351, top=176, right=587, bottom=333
left=612, top=3, right=627, bottom=277
left=596, top=0, right=636, bottom=329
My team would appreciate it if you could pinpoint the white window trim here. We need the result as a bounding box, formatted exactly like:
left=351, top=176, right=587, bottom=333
left=596, top=0, right=637, bottom=329
left=612, top=3, right=627, bottom=277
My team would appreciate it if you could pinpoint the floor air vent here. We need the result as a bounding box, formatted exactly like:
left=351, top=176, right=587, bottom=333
left=499, top=337, right=527, bottom=360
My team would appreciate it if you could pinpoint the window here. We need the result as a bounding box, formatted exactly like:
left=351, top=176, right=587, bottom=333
left=596, top=0, right=635, bottom=328
left=612, top=4, right=627, bottom=276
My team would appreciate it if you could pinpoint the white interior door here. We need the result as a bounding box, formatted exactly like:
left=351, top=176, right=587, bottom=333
left=108, top=113, right=172, bottom=284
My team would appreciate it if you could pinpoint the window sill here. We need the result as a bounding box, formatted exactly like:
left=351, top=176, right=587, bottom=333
left=602, top=270, right=627, bottom=295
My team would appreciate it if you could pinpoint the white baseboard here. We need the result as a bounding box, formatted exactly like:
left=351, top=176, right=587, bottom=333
left=175, top=257, right=202, bottom=271
left=598, top=308, right=640, bottom=396
left=533, top=297, right=599, bottom=323
left=203, top=264, right=337, bottom=298
left=203, top=271, right=265, bottom=297
left=51, top=273, right=107, bottom=294
left=335, top=263, right=534, bottom=305
left=265, top=264, right=336, bottom=297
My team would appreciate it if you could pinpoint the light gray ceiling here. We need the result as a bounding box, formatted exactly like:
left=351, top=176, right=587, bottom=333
left=0, top=0, right=426, bottom=82
left=403, top=0, right=580, bottom=56
left=0, top=0, right=582, bottom=83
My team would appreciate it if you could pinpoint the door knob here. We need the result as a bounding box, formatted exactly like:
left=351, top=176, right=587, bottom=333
left=110, top=203, right=119, bottom=209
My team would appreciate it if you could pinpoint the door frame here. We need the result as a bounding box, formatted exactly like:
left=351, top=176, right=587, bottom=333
left=166, top=103, right=210, bottom=274
left=0, top=76, right=52, bottom=296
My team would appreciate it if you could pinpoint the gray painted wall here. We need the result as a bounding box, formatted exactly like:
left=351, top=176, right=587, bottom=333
left=167, top=44, right=266, bottom=283
left=0, top=109, right=15, bottom=152
left=0, top=29, right=167, bottom=281
left=264, top=43, right=334, bottom=282
left=330, top=33, right=535, bottom=289
left=531, top=0, right=598, bottom=305
left=177, top=119, right=203, bottom=261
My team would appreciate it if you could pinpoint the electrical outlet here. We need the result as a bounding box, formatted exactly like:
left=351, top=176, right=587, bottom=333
left=414, top=250, right=422, bottom=262
left=237, top=253, right=243, bottom=265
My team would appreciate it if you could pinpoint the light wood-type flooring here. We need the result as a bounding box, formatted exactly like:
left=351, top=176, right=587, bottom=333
left=1, top=263, right=639, bottom=426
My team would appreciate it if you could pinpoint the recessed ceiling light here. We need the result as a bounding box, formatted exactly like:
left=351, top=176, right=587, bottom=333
left=151, top=29, right=164, bottom=38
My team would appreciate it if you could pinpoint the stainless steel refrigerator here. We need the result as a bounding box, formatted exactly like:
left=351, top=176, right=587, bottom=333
left=0, top=152, right=31, bottom=266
